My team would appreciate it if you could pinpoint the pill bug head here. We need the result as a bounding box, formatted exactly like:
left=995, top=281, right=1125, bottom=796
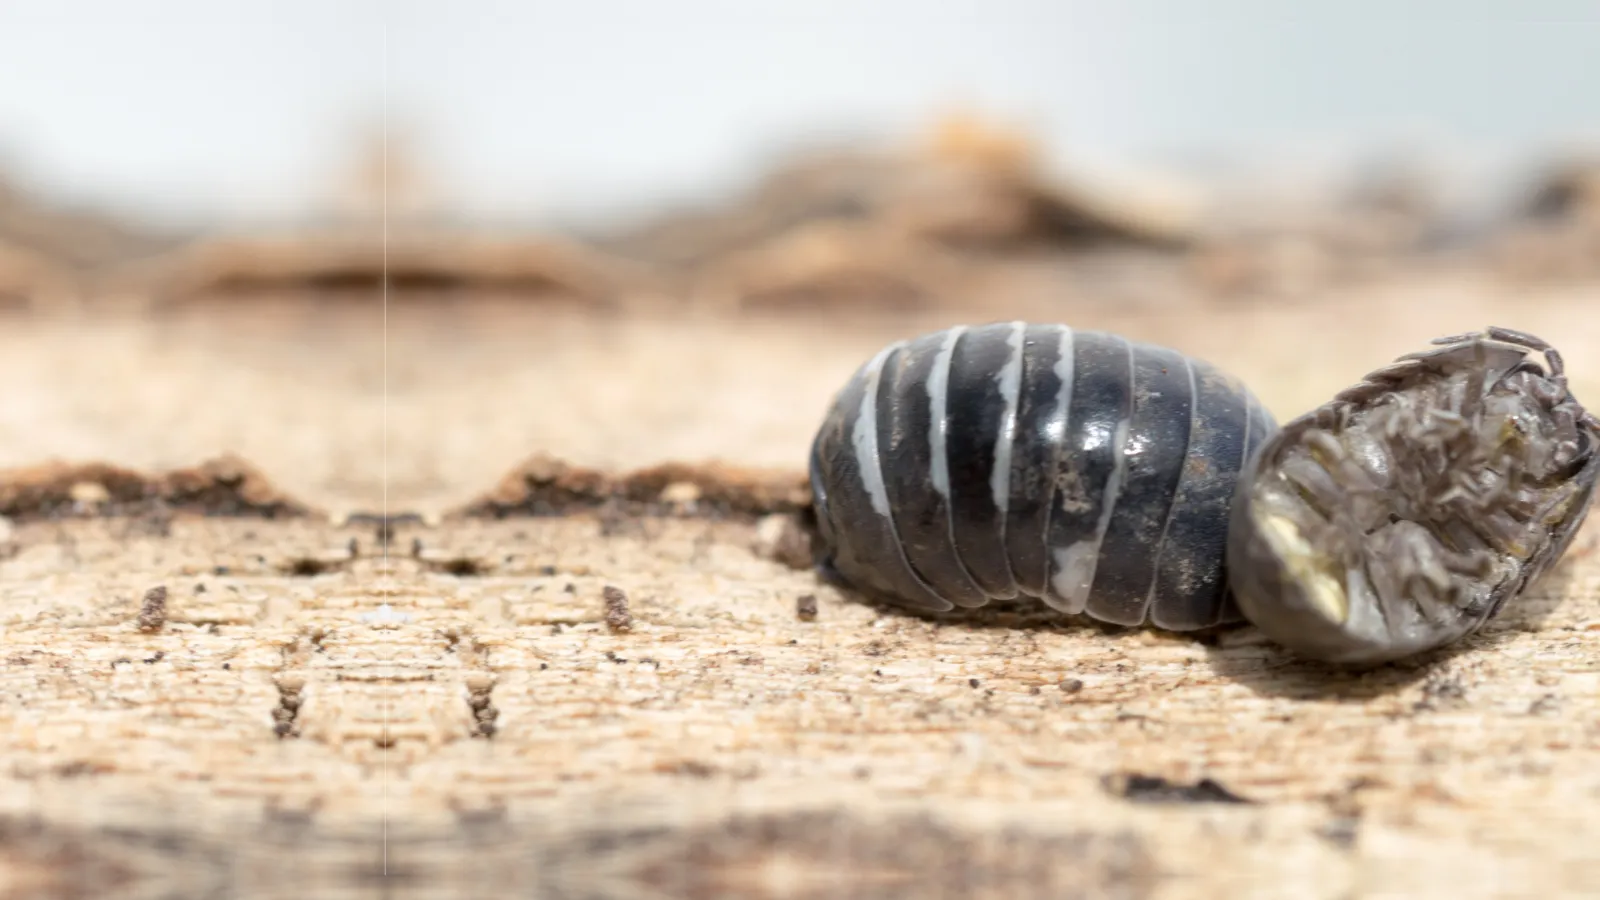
left=1227, top=326, right=1600, bottom=666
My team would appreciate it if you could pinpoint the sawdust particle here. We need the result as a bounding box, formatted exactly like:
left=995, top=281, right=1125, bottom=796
left=603, top=585, right=633, bottom=632
left=136, top=585, right=168, bottom=632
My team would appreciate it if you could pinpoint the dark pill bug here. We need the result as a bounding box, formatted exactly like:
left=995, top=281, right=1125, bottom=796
left=1229, top=326, right=1600, bottom=666
left=808, top=321, right=1278, bottom=631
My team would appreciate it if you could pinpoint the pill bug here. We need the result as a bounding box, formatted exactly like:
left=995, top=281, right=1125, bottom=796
left=808, top=321, right=1277, bottom=631
left=1228, top=326, right=1600, bottom=666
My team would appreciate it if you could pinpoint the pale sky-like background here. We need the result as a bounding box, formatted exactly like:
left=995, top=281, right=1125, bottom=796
left=0, top=0, right=1597, bottom=229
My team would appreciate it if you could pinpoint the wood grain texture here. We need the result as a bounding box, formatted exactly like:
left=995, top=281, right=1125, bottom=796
left=0, top=512, right=1595, bottom=899
left=1, top=267, right=1598, bottom=898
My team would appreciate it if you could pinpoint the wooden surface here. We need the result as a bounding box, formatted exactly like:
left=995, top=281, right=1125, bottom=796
left=1, top=267, right=1599, bottom=899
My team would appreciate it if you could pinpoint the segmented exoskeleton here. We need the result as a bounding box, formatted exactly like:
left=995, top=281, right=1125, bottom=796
left=809, top=321, right=1277, bottom=631
left=1228, top=326, right=1600, bottom=665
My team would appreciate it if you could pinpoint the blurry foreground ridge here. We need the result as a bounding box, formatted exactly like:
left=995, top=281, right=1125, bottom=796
left=325, top=125, right=444, bottom=226
left=0, top=170, right=183, bottom=311
left=1489, top=153, right=1600, bottom=280
left=0, top=110, right=1596, bottom=314
left=600, top=109, right=1204, bottom=267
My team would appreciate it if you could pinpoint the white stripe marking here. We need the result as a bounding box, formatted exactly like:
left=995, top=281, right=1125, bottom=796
left=927, top=326, right=966, bottom=501
left=1050, top=326, right=1077, bottom=443
left=1049, top=418, right=1131, bottom=613
left=1048, top=337, right=1134, bottom=613
left=851, top=342, right=902, bottom=519
left=988, top=321, right=1028, bottom=514
left=1033, top=326, right=1077, bottom=611
left=1239, top=390, right=1256, bottom=479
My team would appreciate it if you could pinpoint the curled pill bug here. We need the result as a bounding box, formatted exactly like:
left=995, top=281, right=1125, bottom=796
left=1228, top=326, right=1600, bottom=666
left=808, top=321, right=1277, bottom=631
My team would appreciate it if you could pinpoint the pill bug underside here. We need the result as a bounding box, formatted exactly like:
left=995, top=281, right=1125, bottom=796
left=1227, top=326, right=1600, bottom=665
left=810, top=321, right=1276, bottom=631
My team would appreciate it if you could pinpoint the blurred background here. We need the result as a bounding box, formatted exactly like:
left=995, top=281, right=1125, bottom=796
left=0, top=1, right=1597, bottom=512
left=3, top=1, right=1599, bottom=229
